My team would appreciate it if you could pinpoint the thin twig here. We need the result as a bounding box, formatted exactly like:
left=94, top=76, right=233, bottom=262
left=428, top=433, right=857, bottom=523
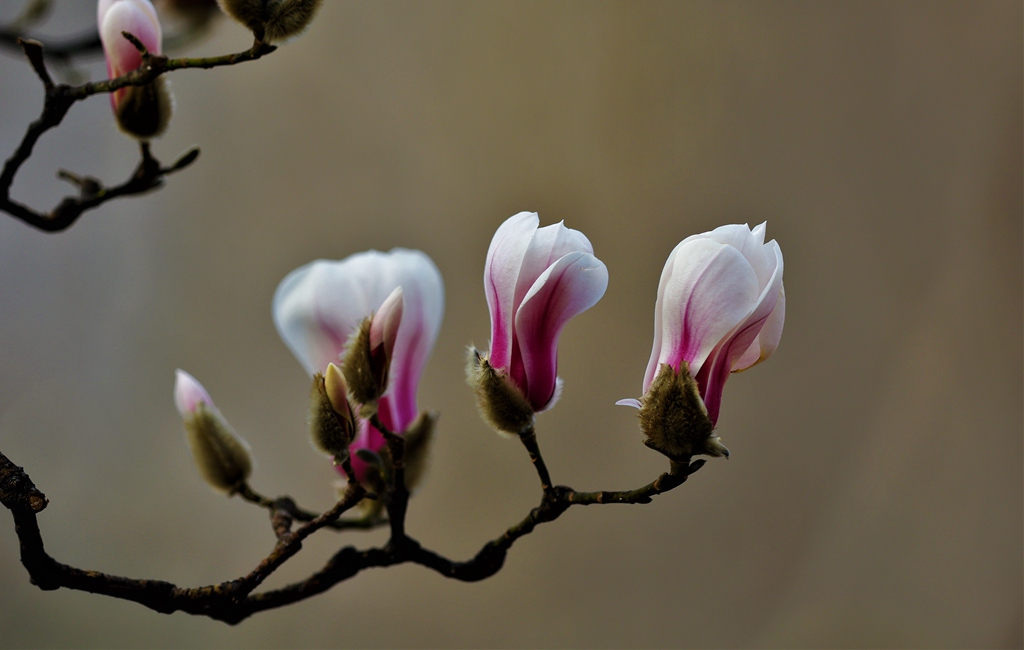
left=1, top=34, right=276, bottom=232
left=518, top=427, right=553, bottom=491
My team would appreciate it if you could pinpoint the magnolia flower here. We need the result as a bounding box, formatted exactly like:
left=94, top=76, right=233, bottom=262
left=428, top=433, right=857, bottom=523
left=98, top=0, right=172, bottom=138
left=273, top=249, right=444, bottom=481
left=174, top=369, right=253, bottom=493
left=619, top=223, right=785, bottom=431
left=469, top=212, right=608, bottom=434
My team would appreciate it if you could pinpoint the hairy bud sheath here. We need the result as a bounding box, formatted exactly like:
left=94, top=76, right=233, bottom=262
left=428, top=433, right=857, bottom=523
left=635, top=363, right=729, bottom=460
left=174, top=370, right=253, bottom=493
left=308, top=364, right=356, bottom=462
left=217, top=0, right=322, bottom=42
left=466, top=347, right=535, bottom=437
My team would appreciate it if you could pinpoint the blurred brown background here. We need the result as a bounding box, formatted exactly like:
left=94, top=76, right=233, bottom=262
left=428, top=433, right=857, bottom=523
left=0, top=1, right=1020, bottom=647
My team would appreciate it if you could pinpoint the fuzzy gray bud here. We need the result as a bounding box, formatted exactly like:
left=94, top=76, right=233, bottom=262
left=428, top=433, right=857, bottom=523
left=466, top=347, right=535, bottom=437
left=217, top=0, right=322, bottom=42
left=635, top=363, right=729, bottom=460
left=182, top=402, right=253, bottom=493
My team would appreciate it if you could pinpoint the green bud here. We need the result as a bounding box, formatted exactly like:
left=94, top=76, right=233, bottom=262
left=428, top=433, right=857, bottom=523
left=465, top=347, right=534, bottom=437
left=342, top=317, right=388, bottom=406
left=309, top=368, right=356, bottom=462
left=636, top=363, right=729, bottom=461
left=182, top=402, right=253, bottom=494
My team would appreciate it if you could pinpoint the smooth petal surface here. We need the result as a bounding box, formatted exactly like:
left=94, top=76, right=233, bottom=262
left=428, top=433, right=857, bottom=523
left=484, top=212, right=538, bottom=370
left=513, top=251, right=608, bottom=409
left=643, top=238, right=759, bottom=393
left=99, top=0, right=161, bottom=109
left=634, top=223, right=784, bottom=425
left=174, top=368, right=213, bottom=416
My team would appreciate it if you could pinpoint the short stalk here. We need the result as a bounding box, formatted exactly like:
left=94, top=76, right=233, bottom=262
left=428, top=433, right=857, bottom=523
left=518, top=427, right=553, bottom=492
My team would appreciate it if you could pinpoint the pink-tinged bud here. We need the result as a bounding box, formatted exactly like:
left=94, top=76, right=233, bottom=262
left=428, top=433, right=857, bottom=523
left=370, top=286, right=404, bottom=366
left=174, top=367, right=213, bottom=415
left=173, top=369, right=253, bottom=493
left=618, top=222, right=785, bottom=438
left=470, top=212, right=608, bottom=433
left=98, top=0, right=172, bottom=139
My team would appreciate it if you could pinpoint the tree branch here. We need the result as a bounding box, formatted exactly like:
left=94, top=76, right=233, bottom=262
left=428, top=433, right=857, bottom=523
left=1, top=34, right=276, bottom=232
left=1, top=437, right=705, bottom=624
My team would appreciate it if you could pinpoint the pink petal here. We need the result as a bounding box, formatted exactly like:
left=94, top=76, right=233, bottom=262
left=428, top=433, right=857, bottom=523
left=513, top=251, right=608, bottom=410
left=370, top=286, right=404, bottom=360
left=484, top=212, right=538, bottom=371
left=174, top=368, right=214, bottom=416
left=693, top=241, right=784, bottom=423
left=98, top=0, right=161, bottom=109
left=643, top=238, right=760, bottom=393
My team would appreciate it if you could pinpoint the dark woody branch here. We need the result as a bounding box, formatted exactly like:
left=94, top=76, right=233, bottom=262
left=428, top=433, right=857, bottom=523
left=1, top=34, right=276, bottom=232
left=0, top=433, right=704, bottom=624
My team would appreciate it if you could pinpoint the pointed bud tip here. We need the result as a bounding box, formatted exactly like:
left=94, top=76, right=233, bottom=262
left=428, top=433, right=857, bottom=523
left=174, top=368, right=212, bottom=416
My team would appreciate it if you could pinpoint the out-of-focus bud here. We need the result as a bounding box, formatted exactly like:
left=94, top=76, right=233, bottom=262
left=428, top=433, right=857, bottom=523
left=98, top=0, right=173, bottom=139
left=154, top=0, right=221, bottom=41
left=174, top=369, right=253, bottom=493
left=402, top=410, right=437, bottom=493
left=308, top=364, right=356, bottom=462
left=342, top=287, right=404, bottom=407
left=627, top=362, right=728, bottom=461
left=466, top=347, right=534, bottom=437
left=216, top=0, right=322, bottom=43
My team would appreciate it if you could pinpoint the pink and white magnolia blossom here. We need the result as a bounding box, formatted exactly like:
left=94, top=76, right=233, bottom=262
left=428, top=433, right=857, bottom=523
left=483, top=212, right=609, bottom=412
left=98, top=0, right=163, bottom=109
left=272, top=249, right=444, bottom=481
left=619, top=222, right=785, bottom=426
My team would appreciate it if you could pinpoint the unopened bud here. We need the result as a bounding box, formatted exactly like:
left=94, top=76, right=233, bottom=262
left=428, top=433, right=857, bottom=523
left=216, top=0, right=322, bottom=42
left=174, top=369, right=253, bottom=493
left=309, top=365, right=356, bottom=462
left=99, top=0, right=173, bottom=139
left=634, top=363, right=728, bottom=461
left=466, top=347, right=534, bottom=437
left=342, top=288, right=403, bottom=405
left=402, top=411, right=437, bottom=492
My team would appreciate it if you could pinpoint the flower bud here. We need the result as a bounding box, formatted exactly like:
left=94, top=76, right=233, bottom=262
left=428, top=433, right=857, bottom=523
left=466, top=347, right=535, bottom=437
left=216, top=0, right=322, bottom=42
left=308, top=364, right=356, bottom=462
left=342, top=287, right=404, bottom=406
left=621, top=362, right=729, bottom=461
left=174, top=369, right=253, bottom=493
left=98, top=0, right=173, bottom=139
left=402, top=410, right=437, bottom=492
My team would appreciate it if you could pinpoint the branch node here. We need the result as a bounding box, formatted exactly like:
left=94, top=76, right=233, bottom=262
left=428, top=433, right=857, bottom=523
left=17, top=37, right=52, bottom=89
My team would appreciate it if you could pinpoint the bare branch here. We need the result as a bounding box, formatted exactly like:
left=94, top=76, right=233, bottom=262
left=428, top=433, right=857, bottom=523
left=1, top=35, right=276, bottom=232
